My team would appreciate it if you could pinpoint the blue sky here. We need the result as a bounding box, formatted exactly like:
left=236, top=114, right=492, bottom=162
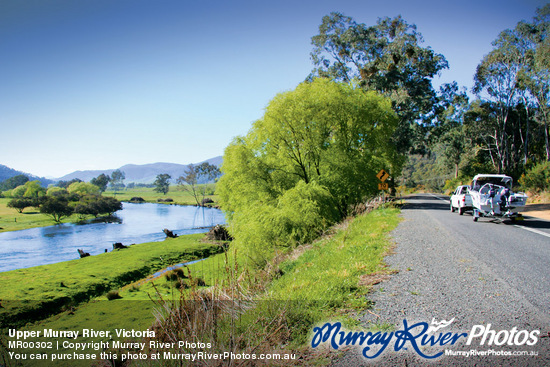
left=0, top=0, right=546, bottom=178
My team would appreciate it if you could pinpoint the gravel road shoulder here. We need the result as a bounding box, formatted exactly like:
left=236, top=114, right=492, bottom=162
left=331, top=194, right=550, bottom=366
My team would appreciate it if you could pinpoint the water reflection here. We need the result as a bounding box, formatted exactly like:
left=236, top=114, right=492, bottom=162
left=156, top=204, right=170, bottom=216
left=0, top=203, right=225, bottom=272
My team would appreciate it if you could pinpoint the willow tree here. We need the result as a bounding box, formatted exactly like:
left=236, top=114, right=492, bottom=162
left=217, top=79, right=402, bottom=265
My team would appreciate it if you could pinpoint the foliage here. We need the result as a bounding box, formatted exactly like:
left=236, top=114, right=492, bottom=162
left=218, top=79, right=401, bottom=265
left=0, top=174, right=29, bottom=191
left=74, top=195, right=122, bottom=218
left=7, top=198, right=34, bottom=213
left=399, top=154, right=449, bottom=191
left=519, top=161, right=550, bottom=192
left=39, top=195, right=73, bottom=223
left=90, top=173, right=110, bottom=192
left=514, top=5, right=550, bottom=161
left=230, top=181, right=339, bottom=266
left=46, top=186, right=68, bottom=196
left=153, top=173, right=171, bottom=195
left=23, top=180, right=47, bottom=198
left=309, top=12, right=448, bottom=154
left=67, top=181, right=101, bottom=196
left=177, top=163, right=220, bottom=206
left=6, top=180, right=47, bottom=199
left=11, top=184, right=27, bottom=198
left=56, top=178, right=82, bottom=189
left=406, top=5, right=550, bottom=187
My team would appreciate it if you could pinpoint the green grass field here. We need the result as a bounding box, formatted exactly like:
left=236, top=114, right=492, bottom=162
left=103, top=184, right=218, bottom=206
left=0, top=198, right=81, bottom=233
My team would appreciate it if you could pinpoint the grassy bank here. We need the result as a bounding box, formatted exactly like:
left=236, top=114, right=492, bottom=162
left=0, top=234, right=224, bottom=328
left=140, top=206, right=402, bottom=365
left=0, top=198, right=81, bottom=233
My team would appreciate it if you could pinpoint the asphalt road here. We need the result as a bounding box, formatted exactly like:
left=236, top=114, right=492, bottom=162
left=331, top=193, right=550, bottom=366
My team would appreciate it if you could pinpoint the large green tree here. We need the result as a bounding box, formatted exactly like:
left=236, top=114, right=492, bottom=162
left=40, top=196, right=73, bottom=223
left=217, top=79, right=401, bottom=265
left=90, top=173, right=110, bottom=192
left=309, top=12, right=448, bottom=154
left=154, top=174, right=171, bottom=195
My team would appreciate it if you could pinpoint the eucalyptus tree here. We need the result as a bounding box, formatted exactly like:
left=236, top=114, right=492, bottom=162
left=110, top=169, right=125, bottom=194
left=309, top=12, right=448, bottom=154
left=473, top=27, right=529, bottom=174
left=515, top=4, right=550, bottom=160
left=472, top=4, right=550, bottom=173
left=154, top=174, right=171, bottom=195
left=177, top=163, right=219, bottom=206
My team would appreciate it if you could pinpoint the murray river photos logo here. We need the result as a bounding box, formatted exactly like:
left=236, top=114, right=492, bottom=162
left=310, top=318, right=541, bottom=359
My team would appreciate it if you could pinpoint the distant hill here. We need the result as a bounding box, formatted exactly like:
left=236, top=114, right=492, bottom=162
left=56, top=156, right=223, bottom=184
left=0, top=164, right=53, bottom=187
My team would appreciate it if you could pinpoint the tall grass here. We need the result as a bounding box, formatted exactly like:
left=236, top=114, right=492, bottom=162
left=131, top=206, right=401, bottom=365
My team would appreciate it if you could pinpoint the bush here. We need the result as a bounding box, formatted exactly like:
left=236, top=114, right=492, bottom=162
left=165, top=268, right=186, bottom=281
left=106, top=290, right=122, bottom=300
left=519, top=161, right=550, bottom=193
left=230, top=181, right=339, bottom=267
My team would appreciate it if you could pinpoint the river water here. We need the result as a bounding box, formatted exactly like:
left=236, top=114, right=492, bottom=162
left=0, top=202, right=225, bottom=273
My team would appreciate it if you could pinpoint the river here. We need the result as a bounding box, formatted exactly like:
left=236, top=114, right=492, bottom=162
left=0, top=202, right=225, bottom=272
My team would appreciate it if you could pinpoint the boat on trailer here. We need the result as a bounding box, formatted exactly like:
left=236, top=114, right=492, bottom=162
left=468, top=174, right=527, bottom=222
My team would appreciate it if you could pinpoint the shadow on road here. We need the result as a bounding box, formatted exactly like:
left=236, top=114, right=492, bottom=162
left=506, top=218, right=550, bottom=230
left=401, top=194, right=450, bottom=211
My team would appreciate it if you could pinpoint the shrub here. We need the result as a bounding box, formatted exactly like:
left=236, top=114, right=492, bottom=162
left=164, top=268, right=186, bottom=281
left=173, top=280, right=189, bottom=289
left=230, top=181, right=339, bottom=267
left=106, top=290, right=122, bottom=300
left=128, top=284, right=140, bottom=292
left=519, top=161, right=550, bottom=192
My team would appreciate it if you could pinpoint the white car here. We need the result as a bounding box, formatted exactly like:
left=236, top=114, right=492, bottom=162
left=450, top=185, right=473, bottom=215
left=469, top=174, right=527, bottom=222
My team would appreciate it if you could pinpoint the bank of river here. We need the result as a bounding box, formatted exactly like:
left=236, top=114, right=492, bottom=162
left=0, top=202, right=225, bottom=272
